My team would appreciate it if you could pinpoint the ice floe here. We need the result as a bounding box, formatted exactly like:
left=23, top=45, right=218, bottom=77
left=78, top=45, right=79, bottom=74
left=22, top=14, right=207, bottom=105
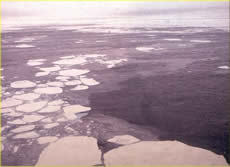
left=22, top=115, right=45, bottom=123
left=38, top=106, right=61, bottom=113
left=37, top=136, right=58, bottom=144
left=1, top=108, right=14, bottom=113
left=104, top=141, right=228, bottom=166
left=71, top=85, right=89, bottom=91
left=8, top=119, right=26, bottom=125
left=48, top=100, right=65, bottom=106
left=56, top=76, right=70, bottom=81
left=41, top=118, right=52, bottom=123
left=39, top=66, right=61, bottom=72
left=59, top=69, right=90, bottom=76
left=63, top=105, right=91, bottom=120
left=108, top=135, right=140, bottom=145
left=13, top=131, right=39, bottom=139
left=136, top=47, right=163, bottom=52
left=34, top=87, right=63, bottom=94
left=95, top=59, right=127, bottom=68
left=80, top=77, right=100, bottom=86
left=164, top=38, right=182, bottom=41
left=15, top=37, right=35, bottom=43
left=27, top=61, right=44, bottom=66
left=2, top=98, right=23, bottom=108
left=44, top=123, right=59, bottom=129
left=64, top=80, right=81, bottom=86
left=36, top=136, right=101, bottom=166
left=16, top=101, right=47, bottom=113
left=84, top=54, right=106, bottom=58
left=190, top=40, right=211, bottom=43
left=60, top=55, right=76, bottom=59
left=11, top=80, right=36, bottom=88
left=15, top=44, right=35, bottom=48
left=46, top=81, right=64, bottom=87
left=53, top=57, right=87, bottom=65
left=35, top=72, right=50, bottom=77
left=5, top=111, right=23, bottom=117
left=75, top=40, right=83, bottom=44
left=11, top=125, right=35, bottom=133
left=12, top=93, right=40, bottom=101
left=218, top=66, right=229, bottom=70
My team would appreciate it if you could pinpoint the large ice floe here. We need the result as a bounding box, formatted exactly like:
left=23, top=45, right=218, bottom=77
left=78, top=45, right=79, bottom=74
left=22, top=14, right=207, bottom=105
left=104, top=140, right=228, bottom=166
left=36, top=136, right=101, bottom=166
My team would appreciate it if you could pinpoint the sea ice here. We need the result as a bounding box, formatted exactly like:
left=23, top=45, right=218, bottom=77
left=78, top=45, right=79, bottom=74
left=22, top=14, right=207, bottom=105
left=13, top=93, right=40, bottom=101
left=59, top=69, right=90, bottom=77
left=34, top=87, right=63, bottom=94
left=16, top=101, right=47, bottom=113
left=11, top=80, right=36, bottom=88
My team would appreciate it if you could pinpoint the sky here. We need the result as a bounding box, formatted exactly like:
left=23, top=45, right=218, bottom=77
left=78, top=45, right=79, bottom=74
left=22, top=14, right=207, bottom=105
left=1, top=1, right=229, bottom=27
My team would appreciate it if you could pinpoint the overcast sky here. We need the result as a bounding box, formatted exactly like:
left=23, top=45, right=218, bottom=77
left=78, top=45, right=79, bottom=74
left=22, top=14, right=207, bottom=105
left=1, top=1, right=229, bottom=28
left=2, top=1, right=229, bottom=18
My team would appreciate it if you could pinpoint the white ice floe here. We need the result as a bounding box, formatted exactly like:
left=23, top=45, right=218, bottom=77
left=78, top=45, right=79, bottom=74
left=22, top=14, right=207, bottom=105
left=39, top=66, right=61, bottom=72
left=37, top=136, right=58, bottom=144
left=56, top=76, right=70, bottom=81
left=164, top=38, right=182, bottom=41
left=8, top=119, right=26, bottom=125
left=104, top=141, right=228, bottom=166
left=59, top=69, right=90, bottom=76
left=1, top=108, right=14, bottom=113
left=16, top=101, right=47, bottom=113
left=38, top=106, right=61, bottom=113
left=36, top=136, right=101, bottom=166
left=22, top=115, right=45, bottom=123
left=13, top=131, right=39, bottom=139
left=5, top=111, right=23, bottom=117
left=108, top=135, right=140, bottom=145
left=60, top=55, right=76, bottom=59
left=34, top=87, right=63, bottom=94
left=27, top=61, right=43, bottom=66
left=57, top=118, right=68, bottom=122
left=218, top=66, right=229, bottom=70
left=2, top=98, right=23, bottom=108
left=96, top=40, right=106, bottom=43
left=190, top=40, right=211, bottom=43
left=64, top=80, right=81, bottom=86
left=15, top=44, right=35, bottom=48
left=53, top=57, right=87, bottom=65
left=47, top=81, right=64, bottom=87
left=11, top=80, right=36, bottom=88
left=75, top=40, right=83, bottom=44
left=136, top=47, right=163, bottom=52
left=63, top=105, right=91, bottom=120
left=15, top=91, right=24, bottom=95
left=37, top=84, right=48, bottom=88
left=12, top=93, right=40, bottom=101
left=11, top=125, right=35, bottom=133
left=80, top=77, right=100, bottom=86
left=35, top=72, right=50, bottom=77
left=71, top=85, right=89, bottom=91
left=84, top=54, right=106, bottom=58
left=48, top=100, right=65, bottom=106
left=15, top=37, right=35, bottom=43
left=95, top=59, right=127, bottom=68
left=44, top=123, right=59, bottom=129
left=41, top=118, right=53, bottom=123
